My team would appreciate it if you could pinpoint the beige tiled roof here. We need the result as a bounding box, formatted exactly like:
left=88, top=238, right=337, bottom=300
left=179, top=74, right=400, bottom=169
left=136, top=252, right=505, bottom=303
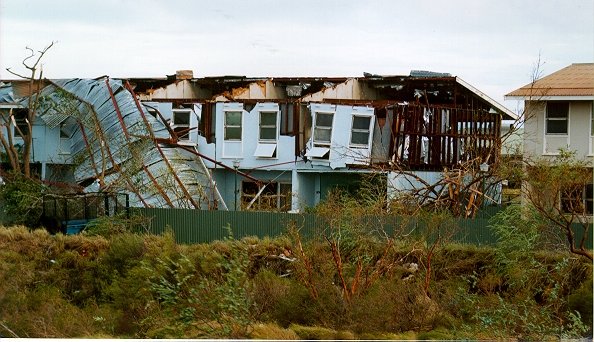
left=506, top=63, right=594, bottom=97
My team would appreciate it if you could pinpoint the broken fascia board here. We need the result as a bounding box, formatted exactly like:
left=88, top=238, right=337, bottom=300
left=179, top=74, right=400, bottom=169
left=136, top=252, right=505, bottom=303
left=300, top=78, right=360, bottom=102
left=214, top=79, right=288, bottom=101
left=455, top=77, right=518, bottom=121
left=137, top=79, right=208, bottom=100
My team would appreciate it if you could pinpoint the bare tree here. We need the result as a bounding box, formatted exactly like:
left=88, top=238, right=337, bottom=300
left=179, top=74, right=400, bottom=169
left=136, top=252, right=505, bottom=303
left=522, top=150, right=592, bottom=261
left=2, top=42, right=54, bottom=178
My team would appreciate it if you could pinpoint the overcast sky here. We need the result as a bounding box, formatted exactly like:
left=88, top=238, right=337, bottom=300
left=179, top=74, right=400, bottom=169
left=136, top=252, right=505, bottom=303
left=1, top=0, right=593, bottom=111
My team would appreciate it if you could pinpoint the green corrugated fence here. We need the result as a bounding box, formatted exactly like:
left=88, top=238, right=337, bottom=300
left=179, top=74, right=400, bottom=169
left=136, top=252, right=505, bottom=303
left=134, top=207, right=504, bottom=245
left=134, top=207, right=592, bottom=249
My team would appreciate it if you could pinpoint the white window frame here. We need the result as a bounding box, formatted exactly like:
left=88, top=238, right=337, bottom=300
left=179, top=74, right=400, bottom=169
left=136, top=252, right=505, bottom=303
left=172, top=109, right=192, bottom=141
left=224, top=110, right=242, bottom=141
left=349, top=114, right=373, bottom=147
left=545, top=102, right=569, bottom=135
left=258, top=111, right=279, bottom=142
left=313, top=111, right=334, bottom=146
left=543, top=101, right=570, bottom=155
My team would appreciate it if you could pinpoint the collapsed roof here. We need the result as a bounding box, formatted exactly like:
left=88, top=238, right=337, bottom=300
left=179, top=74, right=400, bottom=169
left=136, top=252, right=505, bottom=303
left=36, top=78, right=225, bottom=209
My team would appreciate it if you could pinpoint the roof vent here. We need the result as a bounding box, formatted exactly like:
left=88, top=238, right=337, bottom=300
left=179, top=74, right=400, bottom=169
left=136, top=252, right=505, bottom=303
left=410, top=70, right=451, bottom=78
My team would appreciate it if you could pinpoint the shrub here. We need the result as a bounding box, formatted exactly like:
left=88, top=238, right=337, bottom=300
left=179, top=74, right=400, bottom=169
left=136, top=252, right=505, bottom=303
left=0, top=172, right=45, bottom=227
left=568, top=277, right=593, bottom=329
left=249, top=323, right=299, bottom=340
left=289, top=324, right=354, bottom=340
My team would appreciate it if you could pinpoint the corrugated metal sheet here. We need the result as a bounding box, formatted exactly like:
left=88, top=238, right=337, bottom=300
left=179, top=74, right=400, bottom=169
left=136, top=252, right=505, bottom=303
left=135, top=207, right=593, bottom=248
left=0, top=82, right=16, bottom=103
left=37, top=78, right=224, bottom=210
left=506, top=63, right=594, bottom=97
left=137, top=207, right=323, bottom=243
left=134, top=207, right=502, bottom=245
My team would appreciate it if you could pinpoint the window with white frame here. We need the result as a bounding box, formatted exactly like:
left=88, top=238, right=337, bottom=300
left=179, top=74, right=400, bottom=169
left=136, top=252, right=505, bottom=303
left=350, top=115, right=372, bottom=146
left=172, top=109, right=191, bottom=141
left=259, top=111, right=278, bottom=141
left=546, top=102, right=569, bottom=134
left=224, top=111, right=242, bottom=141
left=561, top=183, right=593, bottom=215
left=313, top=112, right=334, bottom=145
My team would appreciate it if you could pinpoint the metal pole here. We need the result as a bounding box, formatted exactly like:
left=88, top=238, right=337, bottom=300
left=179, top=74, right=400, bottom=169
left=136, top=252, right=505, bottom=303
left=233, top=160, right=240, bottom=211
left=234, top=167, right=238, bottom=211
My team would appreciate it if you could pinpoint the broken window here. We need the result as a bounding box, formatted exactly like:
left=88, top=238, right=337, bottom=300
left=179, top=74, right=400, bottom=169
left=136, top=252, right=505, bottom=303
left=546, top=102, right=569, bottom=134
left=279, top=103, right=294, bottom=135
left=313, top=112, right=333, bottom=144
left=259, top=111, right=278, bottom=141
left=172, top=109, right=191, bottom=141
left=13, top=109, right=29, bottom=138
left=59, top=123, right=71, bottom=155
left=143, top=103, right=158, bottom=118
left=350, top=115, right=372, bottom=146
left=241, top=181, right=292, bottom=212
left=561, top=183, right=593, bottom=215
left=224, top=111, right=242, bottom=141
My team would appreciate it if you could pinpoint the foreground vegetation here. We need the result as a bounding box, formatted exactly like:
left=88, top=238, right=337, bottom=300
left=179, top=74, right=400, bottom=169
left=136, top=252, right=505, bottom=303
left=0, top=204, right=592, bottom=339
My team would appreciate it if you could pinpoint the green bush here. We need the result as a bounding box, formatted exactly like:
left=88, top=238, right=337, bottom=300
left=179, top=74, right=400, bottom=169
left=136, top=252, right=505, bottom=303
left=568, top=277, right=593, bottom=327
left=0, top=224, right=591, bottom=339
left=0, top=172, right=45, bottom=227
left=289, top=324, right=354, bottom=340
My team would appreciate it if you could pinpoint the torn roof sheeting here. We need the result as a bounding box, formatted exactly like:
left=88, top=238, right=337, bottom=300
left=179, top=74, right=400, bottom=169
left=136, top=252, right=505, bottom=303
left=40, top=77, right=224, bottom=209
left=0, top=82, right=18, bottom=105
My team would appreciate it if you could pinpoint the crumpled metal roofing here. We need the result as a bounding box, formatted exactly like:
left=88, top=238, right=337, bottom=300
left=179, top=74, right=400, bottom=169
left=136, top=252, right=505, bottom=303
left=0, top=82, right=16, bottom=104
left=38, top=78, right=224, bottom=209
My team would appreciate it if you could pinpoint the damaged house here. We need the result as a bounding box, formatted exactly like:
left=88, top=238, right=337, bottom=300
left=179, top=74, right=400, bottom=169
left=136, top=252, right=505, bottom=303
left=0, top=70, right=516, bottom=213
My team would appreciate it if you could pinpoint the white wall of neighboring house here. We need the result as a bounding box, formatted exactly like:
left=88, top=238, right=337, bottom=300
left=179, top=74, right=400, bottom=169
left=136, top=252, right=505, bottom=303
left=523, top=100, right=594, bottom=160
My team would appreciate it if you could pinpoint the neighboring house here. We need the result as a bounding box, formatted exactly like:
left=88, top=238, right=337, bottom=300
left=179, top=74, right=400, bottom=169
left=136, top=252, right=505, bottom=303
left=0, top=70, right=516, bottom=212
left=505, top=63, right=594, bottom=214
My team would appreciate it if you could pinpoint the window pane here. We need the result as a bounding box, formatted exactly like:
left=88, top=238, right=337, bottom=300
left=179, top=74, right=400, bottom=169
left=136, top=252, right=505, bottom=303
left=314, top=127, right=331, bottom=142
left=352, top=116, right=371, bottom=130
left=351, top=131, right=370, bottom=145
left=546, top=120, right=567, bottom=134
left=316, top=113, right=333, bottom=127
left=173, top=111, right=190, bottom=125
left=260, top=112, right=277, bottom=126
left=260, top=127, right=276, bottom=140
left=225, top=111, right=242, bottom=126
left=547, top=102, right=569, bottom=118
left=225, top=127, right=241, bottom=140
